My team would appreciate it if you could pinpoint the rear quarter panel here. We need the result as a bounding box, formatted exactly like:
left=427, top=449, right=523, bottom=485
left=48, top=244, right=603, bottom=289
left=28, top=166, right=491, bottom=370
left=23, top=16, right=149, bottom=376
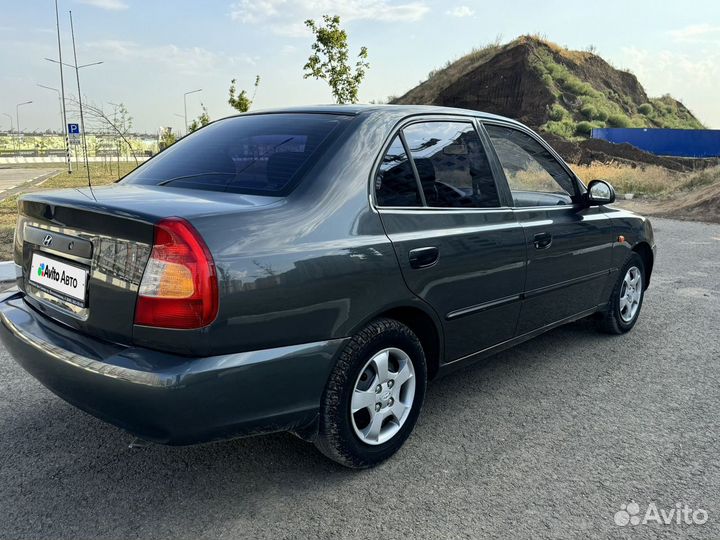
left=133, top=112, right=435, bottom=356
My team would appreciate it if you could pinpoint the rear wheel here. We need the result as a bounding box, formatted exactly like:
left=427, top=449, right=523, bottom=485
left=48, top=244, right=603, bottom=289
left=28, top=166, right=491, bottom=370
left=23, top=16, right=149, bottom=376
left=598, top=253, right=645, bottom=334
left=315, top=318, right=427, bottom=468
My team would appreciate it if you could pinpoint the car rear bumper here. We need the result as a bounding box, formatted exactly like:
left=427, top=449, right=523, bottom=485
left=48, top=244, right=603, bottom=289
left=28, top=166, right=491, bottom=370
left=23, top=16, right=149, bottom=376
left=0, top=291, right=345, bottom=445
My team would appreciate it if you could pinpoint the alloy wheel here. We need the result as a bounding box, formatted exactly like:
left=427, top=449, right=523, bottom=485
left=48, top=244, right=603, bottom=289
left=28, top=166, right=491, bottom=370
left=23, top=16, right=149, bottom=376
left=350, top=347, right=416, bottom=445
left=619, top=265, right=642, bottom=323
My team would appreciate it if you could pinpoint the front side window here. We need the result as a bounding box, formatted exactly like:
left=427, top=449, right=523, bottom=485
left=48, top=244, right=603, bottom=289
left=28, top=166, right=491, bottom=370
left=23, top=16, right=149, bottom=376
left=402, top=121, right=500, bottom=208
left=375, top=135, right=421, bottom=207
left=485, top=124, right=577, bottom=207
left=122, top=113, right=348, bottom=195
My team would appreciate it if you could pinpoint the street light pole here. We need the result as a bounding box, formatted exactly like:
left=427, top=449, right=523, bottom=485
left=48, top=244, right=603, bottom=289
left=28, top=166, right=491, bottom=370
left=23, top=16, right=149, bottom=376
left=37, top=84, right=63, bottom=135
left=54, top=0, right=71, bottom=174
left=15, top=101, right=32, bottom=156
left=44, top=57, right=103, bottom=172
left=1, top=113, right=12, bottom=133
left=183, top=89, right=202, bottom=136
left=68, top=10, right=91, bottom=194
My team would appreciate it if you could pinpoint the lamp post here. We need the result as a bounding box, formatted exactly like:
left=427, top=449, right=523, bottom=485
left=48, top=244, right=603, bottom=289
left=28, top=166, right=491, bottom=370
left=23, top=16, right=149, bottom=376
left=37, top=84, right=64, bottom=135
left=173, top=113, right=184, bottom=137
left=44, top=56, right=102, bottom=172
left=183, top=89, right=202, bottom=135
left=1, top=113, right=12, bottom=133
left=15, top=101, right=33, bottom=156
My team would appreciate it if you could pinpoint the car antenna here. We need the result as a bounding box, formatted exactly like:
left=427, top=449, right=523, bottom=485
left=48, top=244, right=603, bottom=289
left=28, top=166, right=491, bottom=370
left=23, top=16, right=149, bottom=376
left=68, top=9, right=97, bottom=202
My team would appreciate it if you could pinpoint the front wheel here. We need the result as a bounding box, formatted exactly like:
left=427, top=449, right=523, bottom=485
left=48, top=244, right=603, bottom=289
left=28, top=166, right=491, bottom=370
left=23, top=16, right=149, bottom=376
left=314, top=318, right=427, bottom=468
left=598, top=253, right=645, bottom=334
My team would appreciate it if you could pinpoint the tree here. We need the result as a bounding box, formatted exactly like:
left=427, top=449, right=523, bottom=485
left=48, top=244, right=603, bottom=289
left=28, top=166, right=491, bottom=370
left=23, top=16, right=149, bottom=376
left=303, top=15, right=369, bottom=104
left=228, top=75, right=260, bottom=113
left=159, top=127, right=176, bottom=150
left=188, top=103, right=210, bottom=133
left=67, top=96, right=139, bottom=166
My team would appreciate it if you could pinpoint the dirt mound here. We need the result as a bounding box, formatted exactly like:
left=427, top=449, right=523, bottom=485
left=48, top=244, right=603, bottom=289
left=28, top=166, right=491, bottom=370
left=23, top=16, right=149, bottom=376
left=392, top=36, right=705, bottom=166
left=652, top=181, right=720, bottom=223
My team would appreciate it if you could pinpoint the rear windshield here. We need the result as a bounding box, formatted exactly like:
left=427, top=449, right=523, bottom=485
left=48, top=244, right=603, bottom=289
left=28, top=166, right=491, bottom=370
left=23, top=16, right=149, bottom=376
left=122, top=113, right=349, bottom=195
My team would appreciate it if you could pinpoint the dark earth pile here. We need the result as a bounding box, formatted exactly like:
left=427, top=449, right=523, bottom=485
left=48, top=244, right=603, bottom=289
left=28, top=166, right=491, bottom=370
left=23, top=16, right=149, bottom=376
left=392, top=36, right=709, bottom=169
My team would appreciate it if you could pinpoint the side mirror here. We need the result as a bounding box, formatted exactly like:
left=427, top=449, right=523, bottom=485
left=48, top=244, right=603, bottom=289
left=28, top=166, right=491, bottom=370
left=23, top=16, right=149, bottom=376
left=587, top=179, right=615, bottom=206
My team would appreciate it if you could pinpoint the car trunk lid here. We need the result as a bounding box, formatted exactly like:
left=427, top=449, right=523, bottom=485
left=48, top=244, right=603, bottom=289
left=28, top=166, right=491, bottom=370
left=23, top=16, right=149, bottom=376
left=15, top=184, right=277, bottom=345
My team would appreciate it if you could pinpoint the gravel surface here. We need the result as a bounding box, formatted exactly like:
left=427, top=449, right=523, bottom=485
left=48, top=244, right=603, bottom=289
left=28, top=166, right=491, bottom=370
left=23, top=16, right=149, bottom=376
left=0, top=217, right=718, bottom=539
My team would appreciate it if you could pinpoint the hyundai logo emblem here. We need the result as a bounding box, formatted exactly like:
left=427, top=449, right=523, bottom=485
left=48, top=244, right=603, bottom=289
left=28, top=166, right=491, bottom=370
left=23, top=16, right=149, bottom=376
left=43, top=234, right=53, bottom=247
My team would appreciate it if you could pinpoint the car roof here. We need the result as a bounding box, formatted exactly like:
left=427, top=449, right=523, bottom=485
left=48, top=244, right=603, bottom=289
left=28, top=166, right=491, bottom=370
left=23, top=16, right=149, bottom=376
left=241, top=104, right=523, bottom=126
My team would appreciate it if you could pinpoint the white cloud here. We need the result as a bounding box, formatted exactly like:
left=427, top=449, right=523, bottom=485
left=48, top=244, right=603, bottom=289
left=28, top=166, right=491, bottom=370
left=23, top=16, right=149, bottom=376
left=446, top=5, right=474, bottom=17
left=85, top=40, right=255, bottom=75
left=76, top=0, right=129, bottom=11
left=668, top=23, right=720, bottom=43
left=620, top=46, right=720, bottom=127
left=229, top=0, right=429, bottom=35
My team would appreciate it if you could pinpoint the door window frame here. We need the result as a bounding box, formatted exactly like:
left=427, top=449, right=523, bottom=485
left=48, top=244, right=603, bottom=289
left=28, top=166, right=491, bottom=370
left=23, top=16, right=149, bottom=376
left=370, top=114, right=514, bottom=211
left=478, top=120, right=587, bottom=210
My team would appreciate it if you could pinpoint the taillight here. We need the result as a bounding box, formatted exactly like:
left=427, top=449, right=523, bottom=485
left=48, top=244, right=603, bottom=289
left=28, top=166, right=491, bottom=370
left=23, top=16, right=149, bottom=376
left=134, top=217, right=218, bottom=329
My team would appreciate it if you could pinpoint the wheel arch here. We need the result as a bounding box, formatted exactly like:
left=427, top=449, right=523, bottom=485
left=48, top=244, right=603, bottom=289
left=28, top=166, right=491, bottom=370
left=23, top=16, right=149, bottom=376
left=351, top=304, right=444, bottom=381
left=632, top=241, right=654, bottom=289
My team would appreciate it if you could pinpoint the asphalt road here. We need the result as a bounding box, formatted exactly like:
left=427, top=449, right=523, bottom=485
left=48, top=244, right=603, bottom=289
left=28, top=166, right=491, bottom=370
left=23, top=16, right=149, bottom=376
left=0, top=216, right=718, bottom=539
left=0, top=168, right=58, bottom=200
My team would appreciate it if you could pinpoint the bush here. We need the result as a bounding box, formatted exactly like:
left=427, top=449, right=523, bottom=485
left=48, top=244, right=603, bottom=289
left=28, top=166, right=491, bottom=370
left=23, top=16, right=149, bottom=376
left=595, top=108, right=609, bottom=122
left=575, top=121, right=594, bottom=136
left=543, top=119, right=577, bottom=139
left=581, top=105, right=597, bottom=119
left=549, top=104, right=566, bottom=121
left=638, top=103, right=653, bottom=115
left=607, top=114, right=631, bottom=128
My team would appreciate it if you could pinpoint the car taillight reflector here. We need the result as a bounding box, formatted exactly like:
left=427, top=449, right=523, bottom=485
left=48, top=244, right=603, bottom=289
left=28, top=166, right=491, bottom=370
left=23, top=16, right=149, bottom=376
left=134, top=217, right=218, bottom=329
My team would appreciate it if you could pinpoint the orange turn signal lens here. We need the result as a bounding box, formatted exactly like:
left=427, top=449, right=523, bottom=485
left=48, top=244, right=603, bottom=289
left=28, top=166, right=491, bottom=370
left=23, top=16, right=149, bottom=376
left=139, top=259, right=195, bottom=298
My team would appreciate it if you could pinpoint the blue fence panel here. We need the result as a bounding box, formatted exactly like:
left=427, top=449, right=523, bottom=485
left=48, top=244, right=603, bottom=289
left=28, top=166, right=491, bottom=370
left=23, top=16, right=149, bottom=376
left=591, top=128, right=720, bottom=158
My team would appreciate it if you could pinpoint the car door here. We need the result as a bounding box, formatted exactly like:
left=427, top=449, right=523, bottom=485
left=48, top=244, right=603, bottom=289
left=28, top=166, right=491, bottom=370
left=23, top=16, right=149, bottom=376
left=482, top=122, right=615, bottom=335
left=375, top=117, right=526, bottom=362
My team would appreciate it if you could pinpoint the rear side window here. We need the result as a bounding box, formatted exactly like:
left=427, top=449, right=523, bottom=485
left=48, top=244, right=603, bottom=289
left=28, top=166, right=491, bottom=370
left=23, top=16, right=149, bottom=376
left=375, top=136, right=421, bottom=207
left=402, top=121, right=500, bottom=208
left=122, top=114, right=347, bottom=195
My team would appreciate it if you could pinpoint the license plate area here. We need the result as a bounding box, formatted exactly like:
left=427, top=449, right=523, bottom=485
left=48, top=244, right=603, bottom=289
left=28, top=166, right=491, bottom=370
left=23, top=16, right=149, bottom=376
left=28, top=252, right=89, bottom=308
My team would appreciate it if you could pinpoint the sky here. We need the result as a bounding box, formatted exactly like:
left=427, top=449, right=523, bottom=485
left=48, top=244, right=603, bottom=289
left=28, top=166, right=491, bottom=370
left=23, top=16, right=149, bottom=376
left=1, top=0, right=719, bottom=134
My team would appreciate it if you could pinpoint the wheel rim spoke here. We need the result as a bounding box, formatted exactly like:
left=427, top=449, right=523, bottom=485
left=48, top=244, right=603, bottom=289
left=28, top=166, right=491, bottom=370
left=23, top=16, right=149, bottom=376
left=394, top=362, right=413, bottom=387
left=363, top=409, right=386, bottom=442
left=372, top=350, right=390, bottom=382
left=351, top=388, right=377, bottom=413
left=390, top=401, right=407, bottom=423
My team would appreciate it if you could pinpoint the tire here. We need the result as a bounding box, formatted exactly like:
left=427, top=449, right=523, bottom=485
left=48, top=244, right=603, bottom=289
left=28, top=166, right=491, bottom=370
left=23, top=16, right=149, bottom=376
left=598, top=252, right=645, bottom=334
left=314, top=318, right=427, bottom=468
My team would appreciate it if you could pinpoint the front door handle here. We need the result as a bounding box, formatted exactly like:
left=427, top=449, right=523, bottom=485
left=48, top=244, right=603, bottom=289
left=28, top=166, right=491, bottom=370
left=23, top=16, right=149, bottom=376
left=533, top=232, right=552, bottom=249
left=409, top=246, right=439, bottom=269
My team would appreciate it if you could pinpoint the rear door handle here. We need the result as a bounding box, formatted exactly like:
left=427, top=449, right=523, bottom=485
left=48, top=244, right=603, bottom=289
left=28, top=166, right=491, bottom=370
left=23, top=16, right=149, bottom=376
left=409, top=246, right=439, bottom=269
left=533, top=232, right=552, bottom=249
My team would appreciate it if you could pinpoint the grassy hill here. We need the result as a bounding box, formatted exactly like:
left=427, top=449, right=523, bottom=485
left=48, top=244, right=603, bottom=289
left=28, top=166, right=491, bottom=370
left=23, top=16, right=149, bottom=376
left=392, top=36, right=704, bottom=141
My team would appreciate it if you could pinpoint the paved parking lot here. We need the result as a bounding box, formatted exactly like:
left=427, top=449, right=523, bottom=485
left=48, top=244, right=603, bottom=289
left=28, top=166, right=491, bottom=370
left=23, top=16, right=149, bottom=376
left=0, top=216, right=718, bottom=539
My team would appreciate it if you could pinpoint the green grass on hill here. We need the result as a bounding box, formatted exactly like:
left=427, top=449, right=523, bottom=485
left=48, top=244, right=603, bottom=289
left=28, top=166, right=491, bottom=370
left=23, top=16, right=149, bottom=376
left=530, top=44, right=704, bottom=139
